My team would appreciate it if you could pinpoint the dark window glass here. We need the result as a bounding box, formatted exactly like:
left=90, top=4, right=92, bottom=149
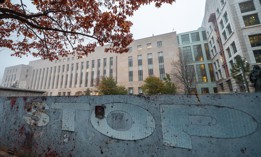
left=243, top=14, right=260, bottom=26
left=129, top=71, right=133, bottom=82
left=182, top=46, right=193, bottom=63
left=138, top=70, right=143, bottom=81
left=239, top=0, right=255, bottom=13
left=193, top=45, right=204, bottom=61
left=191, top=32, right=200, bottom=42
left=208, top=64, right=215, bottom=82
left=181, top=34, right=190, bottom=44
left=253, top=49, right=261, bottom=63
left=249, top=34, right=261, bottom=47
left=202, top=31, right=207, bottom=40
left=205, top=44, right=211, bottom=60
left=231, top=42, right=238, bottom=53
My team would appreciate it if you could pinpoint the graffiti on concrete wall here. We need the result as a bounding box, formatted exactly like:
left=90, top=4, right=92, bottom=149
left=20, top=101, right=257, bottom=150
left=0, top=94, right=260, bottom=157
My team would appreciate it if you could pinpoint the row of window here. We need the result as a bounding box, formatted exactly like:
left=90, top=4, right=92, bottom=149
left=128, top=41, right=163, bottom=53
left=226, top=41, right=238, bottom=59
left=239, top=0, right=261, bottom=27
left=249, top=34, right=261, bottom=63
left=181, top=43, right=211, bottom=63
left=179, top=31, right=207, bottom=45
left=128, top=52, right=165, bottom=82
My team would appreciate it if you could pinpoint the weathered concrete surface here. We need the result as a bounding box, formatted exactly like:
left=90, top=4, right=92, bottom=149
left=0, top=94, right=260, bottom=157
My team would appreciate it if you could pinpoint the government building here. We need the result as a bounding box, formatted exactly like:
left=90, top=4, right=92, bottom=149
left=2, top=32, right=182, bottom=95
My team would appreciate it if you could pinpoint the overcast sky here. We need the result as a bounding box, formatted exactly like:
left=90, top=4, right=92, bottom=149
left=0, top=0, right=206, bottom=83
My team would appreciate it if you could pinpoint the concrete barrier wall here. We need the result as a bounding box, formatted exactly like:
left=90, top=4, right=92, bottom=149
left=0, top=94, right=260, bottom=157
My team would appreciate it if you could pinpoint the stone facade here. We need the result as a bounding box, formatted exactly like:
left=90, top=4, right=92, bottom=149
left=27, top=32, right=180, bottom=96
left=202, top=0, right=261, bottom=93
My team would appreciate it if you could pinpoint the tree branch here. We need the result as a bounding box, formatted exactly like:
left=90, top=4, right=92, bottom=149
left=0, top=13, right=100, bottom=42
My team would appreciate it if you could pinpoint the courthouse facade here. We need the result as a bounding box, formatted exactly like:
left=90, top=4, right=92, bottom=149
left=23, top=32, right=180, bottom=96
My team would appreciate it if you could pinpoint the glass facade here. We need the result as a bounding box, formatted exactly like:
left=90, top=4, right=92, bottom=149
left=182, top=46, right=193, bottom=63
left=196, top=64, right=208, bottom=83
left=193, top=45, right=204, bottom=61
left=181, top=34, right=190, bottom=44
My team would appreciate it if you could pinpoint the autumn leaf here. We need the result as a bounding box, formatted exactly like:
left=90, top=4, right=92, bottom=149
left=0, top=0, right=175, bottom=60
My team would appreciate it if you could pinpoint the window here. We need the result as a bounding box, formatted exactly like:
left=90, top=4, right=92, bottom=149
left=213, top=46, right=217, bottom=56
left=85, top=72, right=88, bottom=87
left=208, top=63, right=213, bottom=82
left=229, top=60, right=234, bottom=68
left=138, top=55, right=143, bottom=81
left=239, top=0, right=255, bottom=13
left=138, top=70, right=143, bottom=81
left=220, top=20, right=224, bottom=29
left=129, top=71, right=133, bottom=82
left=158, top=52, right=165, bottom=80
left=202, top=31, right=207, bottom=40
left=147, top=43, right=152, bottom=48
left=157, top=41, right=162, bottom=47
left=147, top=53, right=153, bottom=76
left=110, top=57, right=113, bottom=66
left=226, top=24, right=232, bottom=35
left=231, top=42, right=238, bottom=53
left=75, top=73, right=78, bottom=87
left=216, top=8, right=220, bottom=15
left=191, top=32, right=200, bottom=42
left=226, top=47, right=232, bottom=58
left=205, top=44, right=211, bottom=60
left=223, top=12, right=228, bottom=23
left=221, top=0, right=225, bottom=6
left=97, top=59, right=101, bottom=68
left=222, top=31, right=227, bottom=40
left=128, top=56, right=133, bottom=82
left=196, top=64, right=208, bottom=83
left=147, top=53, right=153, bottom=65
left=193, top=45, right=204, bottom=61
left=81, top=62, right=84, bottom=70
left=249, top=34, right=261, bottom=47
left=80, top=72, right=83, bottom=86
left=86, top=61, right=89, bottom=69
left=181, top=34, right=190, bottom=44
left=128, top=47, right=132, bottom=53
left=128, top=87, right=133, bottom=95
left=201, top=88, right=209, bottom=94
left=243, top=14, right=260, bottom=26
left=137, top=55, right=142, bottom=66
left=137, top=45, right=142, bottom=50
left=103, top=58, right=107, bottom=67
left=254, top=50, right=261, bottom=63
left=138, top=87, right=143, bottom=94
left=91, top=60, right=95, bottom=68
left=182, top=46, right=193, bottom=63
left=128, top=56, right=133, bottom=67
